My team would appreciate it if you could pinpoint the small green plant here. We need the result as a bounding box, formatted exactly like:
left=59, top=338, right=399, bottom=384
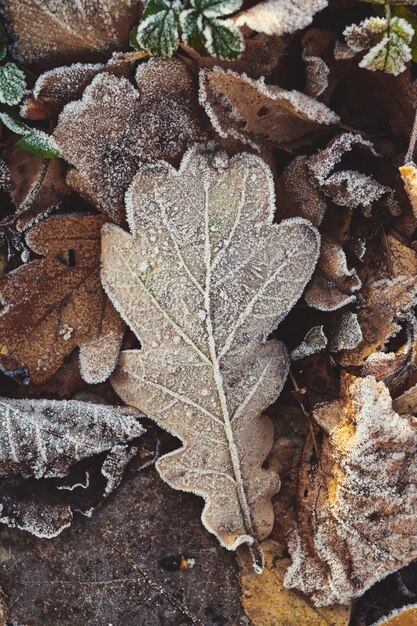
left=0, top=23, right=59, bottom=159
left=132, top=0, right=244, bottom=60
left=344, top=1, right=417, bottom=75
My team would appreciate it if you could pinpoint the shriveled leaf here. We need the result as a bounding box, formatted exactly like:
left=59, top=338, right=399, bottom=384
left=239, top=539, right=350, bottom=626
left=199, top=66, right=339, bottom=149
left=305, top=237, right=361, bottom=311
left=0, top=214, right=125, bottom=385
left=339, top=234, right=417, bottom=365
left=101, top=146, right=320, bottom=561
left=291, top=326, right=327, bottom=361
left=0, top=396, right=144, bottom=537
left=0, top=0, right=141, bottom=66
left=327, top=310, right=363, bottom=352
left=234, top=0, right=328, bottom=37
left=136, top=0, right=182, bottom=57
left=0, top=464, right=248, bottom=625
left=344, top=16, right=414, bottom=76
left=285, top=374, right=417, bottom=605
left=0, top=62, right=26, bottom=105
left=55, top=58, right=202, bottom=224
left=3, top=147, right=70, bottom=231
left=278, top=155, right=327, bottom=227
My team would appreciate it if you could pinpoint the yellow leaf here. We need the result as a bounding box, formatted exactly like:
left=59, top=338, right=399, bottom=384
left=400, top=163, right=417, bottom=218
left=239, top=539, right=351, bottom=626
left=372, top=603, right=417, bottom=626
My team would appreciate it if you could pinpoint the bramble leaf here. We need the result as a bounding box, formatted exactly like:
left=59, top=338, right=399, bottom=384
left=136, top=0, right=182, bottom=56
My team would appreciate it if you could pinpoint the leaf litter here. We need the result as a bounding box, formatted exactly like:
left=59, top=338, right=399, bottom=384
left=2, top=0, right=417, bottom=624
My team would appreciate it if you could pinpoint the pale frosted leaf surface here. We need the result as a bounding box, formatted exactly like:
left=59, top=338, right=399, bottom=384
left=291, top=326, right=327, bottom=361
left=0, top=214, right=125, bottom=385
left=305, top=237, right=361, bottom=311
left=0, top=397, right=144, bottom=538
left=199, top=67, right=339, bottom=149
left=0, top=397, right=144, bottom=480
left=0, top=0, right=141, bottom=66
left=101, top=146, right=320, bottom=557
left=55, top=58, right=202, bottom=224
left=234, top=0, right=328, bottom=36
left=284, top=375, right=417, bottom=606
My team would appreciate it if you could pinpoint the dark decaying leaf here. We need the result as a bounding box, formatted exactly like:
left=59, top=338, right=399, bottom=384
left=290, top=326, right=327, bottom=361
left=0, top=214, right=125, bottom=385
left=0, top=0, right=141, bottom=67
left=0, top=396, right=145, bottom=538
left=284, top=374, right=417, bottom=606
left=0, top=463, right=248, bottom=626
left=54, top=58, right=203, bottom=224
left=199, top=66, right=339, bottom=149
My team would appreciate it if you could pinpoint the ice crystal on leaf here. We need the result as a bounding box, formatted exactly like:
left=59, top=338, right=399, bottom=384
left=285, top=374, right=417, bottom=606
left=55, top=58, right=202, bottom=224
left=344, top=16, right=414, bottom=76
left=0, top=62, right=26, bottom=106
left=101, top=146, right=320, bottom=566
left=234, top=0, right=328, bottom=37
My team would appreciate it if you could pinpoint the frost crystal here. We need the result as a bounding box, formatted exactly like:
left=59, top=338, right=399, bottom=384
left=0, top=62, right=26, bottom=106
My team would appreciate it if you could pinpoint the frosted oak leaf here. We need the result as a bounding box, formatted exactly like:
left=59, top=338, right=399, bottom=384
left=101, top=146, right=320, bottom=567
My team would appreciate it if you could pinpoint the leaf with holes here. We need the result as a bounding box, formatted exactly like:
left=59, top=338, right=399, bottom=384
left=0, top=214, right=125, bottom=385
left=101, top=146, right=320, bottom=566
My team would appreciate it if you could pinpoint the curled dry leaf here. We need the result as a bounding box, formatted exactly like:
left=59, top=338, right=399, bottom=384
left=0, top=396, right=144, bottom=537
left=305, top=237, right=361, bottom=311
left=234, top=0, right=328, bottom=37
left=284, top=374, right=417, bottom=606
left=101, top=146, right=320, bottom=563
left=199, top=66, right=339, bottom=150
left=0, top=0, right=141, bottom=67
left=302, top=28, right=336, bottom=101
left=55, top=58, right=203, bottom=224
left=3, top=147, right=70, bottom=231
left=0, top=214, right=125, bottom=385
left=239, top=539, right=350, bottom=626
left=339, top=234, right=417, bottom=365
left=291, top=326, right=327, bottom=361
left=400, top=162, right=417, bottom=219
left=326, top=310, right=363, bottom=353
left=21, top=59, right=132, bottom=121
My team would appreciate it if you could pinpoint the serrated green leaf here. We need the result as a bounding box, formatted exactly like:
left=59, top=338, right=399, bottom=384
left=16, top=131, right=60, bottom=159
left=203, top=17, right=244, bottom=59
left=0, top=23, right=7, bottom=61
left=136, top=0, right=182, bottom=56
left=180, top=10, right=205, bottom=49
left=0, top=62, right=26, bottom=106
left=190, top=0, right=242, bottom=18
left=394, top=6, right=417, bottom=62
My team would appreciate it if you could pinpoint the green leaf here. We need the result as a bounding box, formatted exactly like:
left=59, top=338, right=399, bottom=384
left=203, top=18, right=244, bottom=59
left=16, top=131, right=61, bottom=159
left=180, top=10, right=205, bottom=50
left=0, top=62, right=26, bottom=106
left=190, top=0, right=242, bottom=18
left=0, top=23, right=7, bottom=62
left=130, top=25, right=140, bottom=50
left=394, top=6, right=417, bottom=62
left=136, top=0, right=182, bottom=56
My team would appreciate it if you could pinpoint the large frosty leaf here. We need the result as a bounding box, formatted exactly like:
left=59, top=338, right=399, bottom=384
left=199, top=67, right=339, bottom=149
left=234, top=0, right=328, bottom=37
left=0, top=214, right=125, bottom=384
left=55, top=58, right=202, bottom=224
left=0, top=0, right=141, bottom=66
left=0, top=396, right=144, bottom=537
left=284, top=374, right=417, bottom=606
left=101, top=146, right=320, bottom=563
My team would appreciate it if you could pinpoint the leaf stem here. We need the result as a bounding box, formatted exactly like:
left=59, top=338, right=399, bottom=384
left=405, top=107, right=417, bottom=164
